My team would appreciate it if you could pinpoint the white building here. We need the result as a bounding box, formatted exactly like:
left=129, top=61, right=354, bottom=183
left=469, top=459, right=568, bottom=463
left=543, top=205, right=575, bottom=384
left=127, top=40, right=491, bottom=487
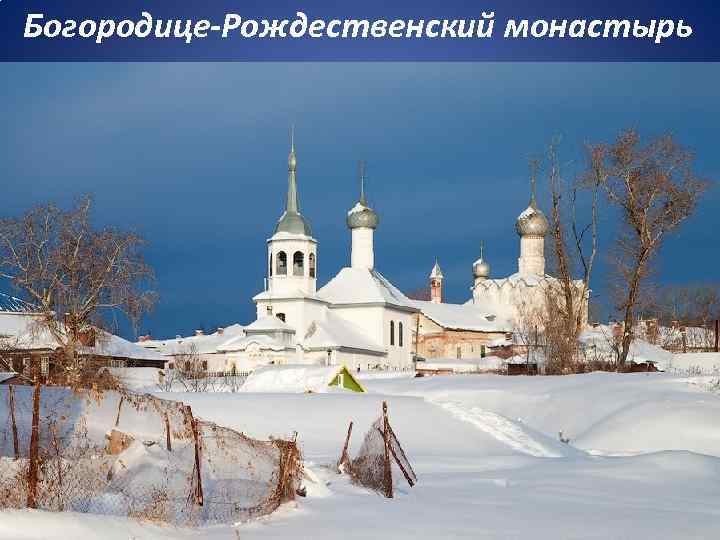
left=467, top=176, right=589, bottom=327
left=249, top=134, right=417, bottom=370
left=142, top=134, right=417, bottom=372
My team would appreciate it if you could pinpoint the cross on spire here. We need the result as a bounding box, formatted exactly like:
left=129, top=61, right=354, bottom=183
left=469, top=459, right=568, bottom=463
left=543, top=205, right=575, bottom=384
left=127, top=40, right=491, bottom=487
left=358, top=160, right=367, bottom=206
left=529, top=159, right=539, bottom=207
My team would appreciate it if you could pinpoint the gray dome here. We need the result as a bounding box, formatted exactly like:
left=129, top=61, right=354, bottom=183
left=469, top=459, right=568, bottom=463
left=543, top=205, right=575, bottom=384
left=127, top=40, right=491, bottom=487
left=515, top=203, right=549, bottom=237
left=347, top=203, right=379, bottom=229
left=473, top=258, right=490, bottom=279
left=274, top=211, right=312, bottom=236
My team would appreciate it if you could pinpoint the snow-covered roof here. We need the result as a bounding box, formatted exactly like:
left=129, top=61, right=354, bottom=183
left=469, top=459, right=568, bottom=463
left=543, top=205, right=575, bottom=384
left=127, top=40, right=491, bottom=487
left=303, top=311, right=385, bottom=354
left=419, top=356, right=505, bottom=372
left=240, top=364, right=365, bottom=393
left=473, top=272, right=557, bottom=289
left=414, top=300, right=512, bottom=332
left=317, top=268, right=417, bottom=311
left=252, top=289, right=326, bottom=303
left=140, top=323, right=245, bottom=355
left=244, top=316, right=295, bottom=333
left=217, top=333, right=291, bottom=353
left=429, top=261, right=444, bottom=279
left=0, top=311, right=165, bottom=362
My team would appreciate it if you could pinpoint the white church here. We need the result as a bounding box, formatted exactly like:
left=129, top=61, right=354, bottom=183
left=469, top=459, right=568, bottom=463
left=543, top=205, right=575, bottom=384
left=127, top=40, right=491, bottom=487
left=141, top=133, right=588, bottom=371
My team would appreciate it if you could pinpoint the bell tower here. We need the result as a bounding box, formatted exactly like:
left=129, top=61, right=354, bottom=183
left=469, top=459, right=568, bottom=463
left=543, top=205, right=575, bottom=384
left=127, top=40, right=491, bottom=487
left=430, top=259, right=443, bottom=304
left=267, top=127, right=317, bottom=296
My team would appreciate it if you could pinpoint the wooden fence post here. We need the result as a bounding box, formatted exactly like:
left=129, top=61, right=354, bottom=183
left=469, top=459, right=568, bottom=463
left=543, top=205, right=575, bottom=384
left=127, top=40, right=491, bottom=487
left=382, top=401, right=393, bottom=499
left=8, top=386, right=19, bottom=460
left=185, top=405, right=203, bottom=506
left=114, top=396, right=124, bottom=427
left=337, top=421, right=353, bottom=473
left=164, top=412, right=172, bottom=452
left=26, top=382, right=41, bottom=509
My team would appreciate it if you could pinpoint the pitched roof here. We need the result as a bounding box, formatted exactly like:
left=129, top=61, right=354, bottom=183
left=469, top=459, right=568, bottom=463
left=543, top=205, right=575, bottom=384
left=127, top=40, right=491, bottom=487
left=217, top=333, right=291, bottom=352
left=244, top=316, right=295, bottom=333
left=139, top=323, right=245, bottom=355
left=0, top=312, right=165, bottom=362
left=317, top=268, right=417, bottom=311
left=414, top=300, right=512, bottom=332
left=429, top=260, right=444, bottom=279
left=302, top=311, right=385, bottom=354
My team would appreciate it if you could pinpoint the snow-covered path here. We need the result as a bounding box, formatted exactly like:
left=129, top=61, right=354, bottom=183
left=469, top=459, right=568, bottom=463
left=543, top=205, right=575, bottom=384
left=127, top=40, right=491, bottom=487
left=431, top=398, right=567, bottom=458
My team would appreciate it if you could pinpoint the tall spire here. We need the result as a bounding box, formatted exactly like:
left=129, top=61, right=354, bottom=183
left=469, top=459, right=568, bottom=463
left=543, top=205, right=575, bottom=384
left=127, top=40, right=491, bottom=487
left=480, top=240, right=484, bottom=260
left=286, top=125, right=299, bottom=214
left=274, top=126, right=312, bottom=236
left=358, top=160, right=367, bottom=206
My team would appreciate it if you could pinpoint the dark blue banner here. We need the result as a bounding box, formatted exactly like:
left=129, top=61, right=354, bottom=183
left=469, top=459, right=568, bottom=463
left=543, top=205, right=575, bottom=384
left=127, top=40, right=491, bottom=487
left=1, top=1, right=718, bottom=61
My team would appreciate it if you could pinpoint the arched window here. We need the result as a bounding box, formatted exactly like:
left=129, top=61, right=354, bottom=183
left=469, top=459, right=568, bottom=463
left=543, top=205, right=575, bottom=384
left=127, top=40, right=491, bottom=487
left=276, top=251, right=287, bottom=275
left=399, top=322, right=404, bottom=347
left=269, top=253, right=273, bottom=277
left=309, top=253, right=316, bottom=278
left=276, top=313, right=286, bottom=322
left=293, top=251, right=304, bottom=276
left=390, top=321, right=395, bottom=346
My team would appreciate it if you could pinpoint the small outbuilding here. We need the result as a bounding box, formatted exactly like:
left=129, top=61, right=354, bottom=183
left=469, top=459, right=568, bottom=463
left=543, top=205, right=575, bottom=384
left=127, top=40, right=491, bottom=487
left=240, top=364, right=365, bottom=393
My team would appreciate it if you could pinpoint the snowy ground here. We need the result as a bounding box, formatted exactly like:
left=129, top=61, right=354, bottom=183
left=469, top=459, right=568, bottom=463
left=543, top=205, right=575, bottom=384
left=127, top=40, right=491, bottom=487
left=2, top=372, right=720, bottom=539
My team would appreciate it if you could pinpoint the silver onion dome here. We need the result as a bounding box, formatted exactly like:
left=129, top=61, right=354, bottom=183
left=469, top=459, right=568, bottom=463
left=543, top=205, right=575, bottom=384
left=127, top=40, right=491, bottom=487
left=347, top=161, right=379, bottom=230
left=515, top=171, right=548, bottom=237
left=473, top=242, right=490, bottom=279
left=473, top=258, right=490, bottom=279
left=515, top=201, right=549, bottom=237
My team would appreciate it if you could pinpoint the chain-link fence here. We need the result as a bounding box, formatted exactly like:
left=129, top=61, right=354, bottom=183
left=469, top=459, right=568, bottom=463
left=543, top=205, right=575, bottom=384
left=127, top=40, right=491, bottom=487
left=0, top=384, right=302, bottom=526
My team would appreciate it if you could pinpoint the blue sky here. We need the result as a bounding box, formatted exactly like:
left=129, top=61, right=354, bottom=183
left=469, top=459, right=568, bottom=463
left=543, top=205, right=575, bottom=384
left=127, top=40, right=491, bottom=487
left=2, top=63, right=718, bottom=338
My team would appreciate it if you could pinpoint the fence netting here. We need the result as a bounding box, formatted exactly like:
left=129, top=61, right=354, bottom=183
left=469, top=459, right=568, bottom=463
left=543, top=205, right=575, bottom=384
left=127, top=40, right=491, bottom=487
left=0, top=385, right=302, bottom=526
left=338, top=402, right=416, bottom=498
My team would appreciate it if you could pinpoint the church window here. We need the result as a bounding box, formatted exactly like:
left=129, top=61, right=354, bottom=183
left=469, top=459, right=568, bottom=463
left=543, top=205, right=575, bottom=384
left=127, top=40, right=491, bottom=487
left=390, top=321, right=395, bottom=346
left=398, top=322, right=404, bottom=347
left=277, top=251, right=287, bottom=275
left=277, top=313, right=286, bottom=322
left=456, top=346, right=462, bottom=359
left=309, top=253, right=316, bottom=278
left=293, top=251, right=304, bottom=276
left=269, top=253, right=273, bottom=276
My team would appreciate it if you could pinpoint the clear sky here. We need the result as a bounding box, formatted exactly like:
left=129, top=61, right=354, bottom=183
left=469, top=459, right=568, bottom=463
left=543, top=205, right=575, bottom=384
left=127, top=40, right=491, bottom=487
left=2, top=63, right=718, bottom=338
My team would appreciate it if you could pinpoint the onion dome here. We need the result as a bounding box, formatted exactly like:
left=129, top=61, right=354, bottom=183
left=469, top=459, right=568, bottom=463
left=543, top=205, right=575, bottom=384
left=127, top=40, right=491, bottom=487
left=274, top=127, right=313, bottom=236
left=515, top=202, right=549, bottom=237
left=515, top=173, right=548, bottom=237
left=473, top=242, right=491, bottom=279
left=347, top=161, right=379, bottom=230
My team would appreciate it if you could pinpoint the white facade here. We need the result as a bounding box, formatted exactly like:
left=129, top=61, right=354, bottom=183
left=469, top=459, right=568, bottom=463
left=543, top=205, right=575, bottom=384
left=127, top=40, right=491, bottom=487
left=266, top=232, right=317, bottom=296
left=350, top=226, right=374, bottom=269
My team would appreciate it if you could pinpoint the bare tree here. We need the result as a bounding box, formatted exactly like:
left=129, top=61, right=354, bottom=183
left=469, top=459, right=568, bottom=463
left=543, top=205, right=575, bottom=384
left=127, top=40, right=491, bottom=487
left=174, top=344, right=210, bottom=392
left=0, top=197, right=157, bottom=386
left=524, top=139, right=599, bottom=373
left=593, top=130, right=709, bottom=366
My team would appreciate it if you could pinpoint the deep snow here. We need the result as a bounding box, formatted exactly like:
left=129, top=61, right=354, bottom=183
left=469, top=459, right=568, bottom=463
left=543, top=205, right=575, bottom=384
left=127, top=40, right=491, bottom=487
left=2, top=372, right=720, bottom=539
